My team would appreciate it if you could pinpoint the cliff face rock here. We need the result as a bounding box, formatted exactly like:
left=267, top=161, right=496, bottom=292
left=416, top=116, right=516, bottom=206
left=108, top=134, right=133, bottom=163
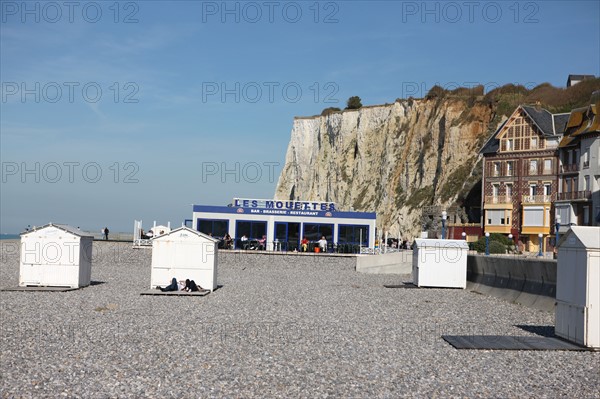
left=275, top=98, right=498, bottom=239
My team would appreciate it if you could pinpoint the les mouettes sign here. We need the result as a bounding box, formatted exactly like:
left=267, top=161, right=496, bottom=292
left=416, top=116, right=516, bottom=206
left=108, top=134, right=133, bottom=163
left=233, top=198, right=336, bottom=212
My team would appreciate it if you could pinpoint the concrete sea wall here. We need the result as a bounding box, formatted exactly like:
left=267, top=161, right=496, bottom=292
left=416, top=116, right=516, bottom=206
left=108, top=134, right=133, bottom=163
left=467, top=254, right=557, bottom=311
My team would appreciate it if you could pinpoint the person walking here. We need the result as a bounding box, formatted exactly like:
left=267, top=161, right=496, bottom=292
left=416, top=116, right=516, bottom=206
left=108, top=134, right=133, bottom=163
left=104, top=227, right=109, bottom=240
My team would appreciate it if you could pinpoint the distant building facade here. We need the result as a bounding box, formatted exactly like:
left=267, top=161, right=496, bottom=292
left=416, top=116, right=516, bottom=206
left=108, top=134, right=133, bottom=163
left=556, top=95, right=600, bottom=231
left=566, top=74, right=596, bottom=87
left=480, top=105, right=569, bottom=252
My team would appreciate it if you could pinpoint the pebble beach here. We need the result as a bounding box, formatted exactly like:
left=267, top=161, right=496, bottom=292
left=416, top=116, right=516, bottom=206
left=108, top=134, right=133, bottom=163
left=1, top=241, right=598, bottom=398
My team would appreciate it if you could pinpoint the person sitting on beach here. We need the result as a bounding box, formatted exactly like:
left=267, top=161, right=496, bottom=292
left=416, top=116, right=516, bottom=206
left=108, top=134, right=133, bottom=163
left=183, top=279, right=203, bottom=292
left=158, top=277, right=178, bottom=292
left=301, top=236, right=309, bottom=252
left=318, top=236, right=328, bottom=252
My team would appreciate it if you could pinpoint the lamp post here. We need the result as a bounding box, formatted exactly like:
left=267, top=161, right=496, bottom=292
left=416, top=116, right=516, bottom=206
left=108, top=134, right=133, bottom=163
left=555, top=214, right=561, bottom=249
left=441, top=210, right=447, bottom=239
left=461, top=231, right=466, bottom=240
left=485, top=232, right=490, bottom=256
left=538, top=233, right=544, bottom=257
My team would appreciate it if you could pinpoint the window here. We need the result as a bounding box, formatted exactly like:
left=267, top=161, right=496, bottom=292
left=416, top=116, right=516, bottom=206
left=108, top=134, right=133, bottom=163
left=583, top=147, right=590, bottom=168
left=486, top=210, right=504, bottom=225
left=531, top=137, right=538, bottom=149
left=236, top=220, right=266, bottom=240
left=543, top=159, right=552, bottom=174
left=543, top=183, right=551, bottom=196
left=506, top=183, right=513, bottom=197
left=557, top=206, right=571, bottom=225
left=529, top=160, right=538, bottom=174
left=523, top=207, right=544, bottom=226
left=507, top=216, right=510, bottom=225
left=338, top=225, right=369, bottom=247
left=529, top=185, right=537, bottom=196
left=303, top=223, right=333, bottom=243
left=506, top=139, right=513, bottom=151
left=506, top=161, right=513, bottom=176
left=493, top=162, right=501, bottom=176
left=492, top=184, right=499, bottom=197
left=583, top=206, right=590, bottom=225
left=566, top=178, right=572, bottom=193
left=585, top=175, right=590, bottom=191
left=197, top=219, right=229, bottom=238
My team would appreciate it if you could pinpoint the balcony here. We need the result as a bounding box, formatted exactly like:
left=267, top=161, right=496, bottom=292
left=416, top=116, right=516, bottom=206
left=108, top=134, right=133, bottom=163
left=484, top=195, right=513, bottom=209
left=557, top=190, right=591, bottom=201
left=560, top=164, right=579, bottom=174
left=485, top=195, right=512, bottom=204
left=521, top=194, right=553, bottom=204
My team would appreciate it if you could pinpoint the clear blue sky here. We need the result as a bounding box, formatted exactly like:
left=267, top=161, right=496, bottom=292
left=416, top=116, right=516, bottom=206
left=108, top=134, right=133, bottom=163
left=1, top=0, right=599, bottom=233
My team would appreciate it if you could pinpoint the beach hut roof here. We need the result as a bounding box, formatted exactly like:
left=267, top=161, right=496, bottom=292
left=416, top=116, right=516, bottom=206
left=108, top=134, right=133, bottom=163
left=21, top=223, right=93, bottom=237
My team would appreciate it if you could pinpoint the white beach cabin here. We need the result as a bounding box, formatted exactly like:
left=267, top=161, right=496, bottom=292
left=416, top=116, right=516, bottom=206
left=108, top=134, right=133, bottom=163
left=555, top=226, right=600, bottom=348
left=150, top=226, right=219, bottom=292
left=20, top=223, right=93, bottom=288
left=412, top=239, right=469, bottom=288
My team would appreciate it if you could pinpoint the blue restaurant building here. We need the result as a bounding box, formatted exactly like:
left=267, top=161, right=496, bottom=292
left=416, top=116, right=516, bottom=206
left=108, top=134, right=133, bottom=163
left=189, top=198, right=377, bottom=252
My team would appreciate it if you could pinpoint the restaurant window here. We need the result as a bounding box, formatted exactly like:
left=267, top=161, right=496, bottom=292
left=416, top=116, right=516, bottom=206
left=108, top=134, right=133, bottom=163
left=302, top=223, right=333, bottom=243
left=338, top=225, right=369, bottom=246
left=236, top=220, right=266, bottom=240
left=197, top=219, right=229, bottom=238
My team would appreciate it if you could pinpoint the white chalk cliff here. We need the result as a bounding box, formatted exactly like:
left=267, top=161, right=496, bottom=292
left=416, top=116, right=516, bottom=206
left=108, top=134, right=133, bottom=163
left=275, top=98, right=498, bottom=239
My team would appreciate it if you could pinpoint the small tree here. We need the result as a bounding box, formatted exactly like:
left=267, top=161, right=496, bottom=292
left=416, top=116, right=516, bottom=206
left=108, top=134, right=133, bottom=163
left=321, top=107, right=341, bottom=116
left=489, top=241, right=507, bottom=254
left=346, top=96, right=362, bottom=110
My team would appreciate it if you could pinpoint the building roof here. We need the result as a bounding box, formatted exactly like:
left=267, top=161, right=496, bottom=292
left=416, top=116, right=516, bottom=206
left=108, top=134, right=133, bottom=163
left=559, top=100, right=600, bottom=148
left=479, top=105, right=566, bottom=156
left=520, top=106, right=567, bottom=136
left=21, top=223, right=93, bottom=237
left=479, top=119, right=506, bottom=155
